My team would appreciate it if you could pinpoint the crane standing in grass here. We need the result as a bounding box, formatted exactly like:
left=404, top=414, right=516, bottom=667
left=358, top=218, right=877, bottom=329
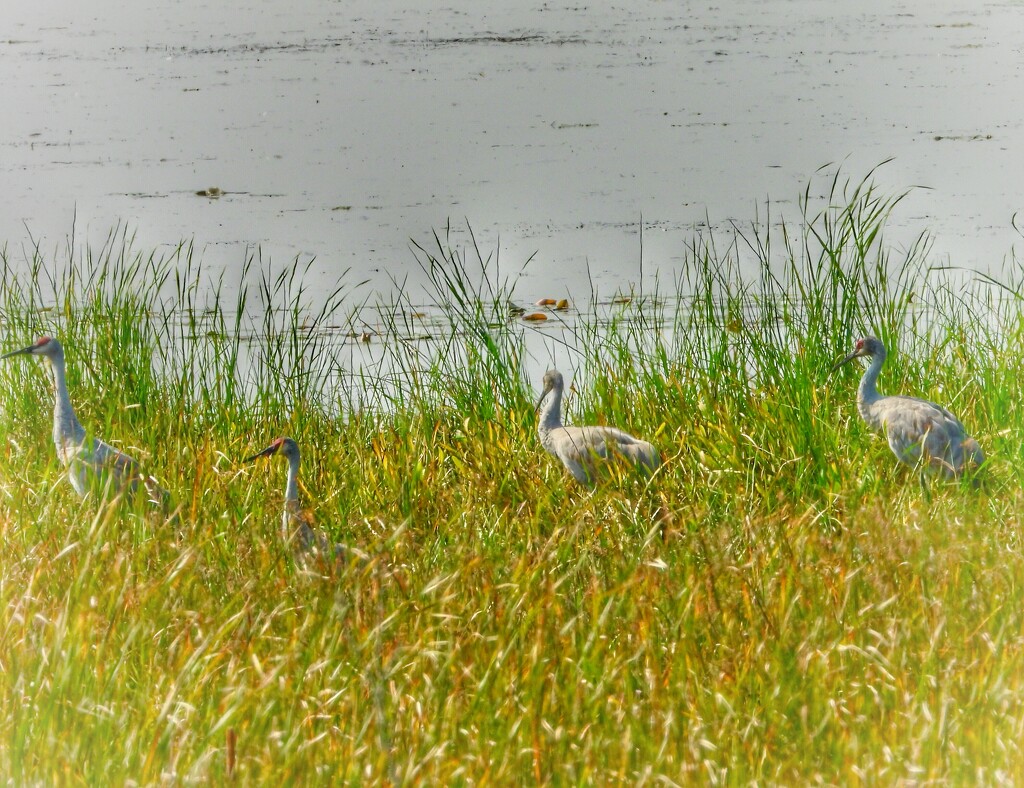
left=832, top=335, right=984, bottom=484
left=245, top=436, right=355, bottom=562
left=1, top=335, right=170, bottom=505
left=535, top=369, right=661, bottom=484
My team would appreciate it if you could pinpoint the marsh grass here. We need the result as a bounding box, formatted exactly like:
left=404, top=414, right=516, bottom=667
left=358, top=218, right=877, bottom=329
left=1, top=171, right=1023, bottom=783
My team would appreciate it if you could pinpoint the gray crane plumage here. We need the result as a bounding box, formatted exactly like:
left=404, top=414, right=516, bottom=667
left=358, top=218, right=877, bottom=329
left=832, top=336, right=984, bottom=479
left=2, top=336, right=169, bottom=504
left=535, top=369, right=661, bottom=484
left=245, top=436, right=355, bottom=562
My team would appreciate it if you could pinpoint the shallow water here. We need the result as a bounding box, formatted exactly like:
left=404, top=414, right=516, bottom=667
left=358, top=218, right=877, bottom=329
left=2, top=0, right=1023, bottom=313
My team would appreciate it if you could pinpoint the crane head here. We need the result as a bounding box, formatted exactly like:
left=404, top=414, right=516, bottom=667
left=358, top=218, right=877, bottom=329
left=830, top=335, right=886, bottom=373
left=245, top=436, right=299, bottom=463
left=535, top=368, right=564, bottom=412
left=1, top=335, right=63, bottom=361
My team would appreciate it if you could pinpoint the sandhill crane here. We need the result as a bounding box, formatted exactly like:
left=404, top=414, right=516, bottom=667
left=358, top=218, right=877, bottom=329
left=245, top=436, right=355, bottom=562
left=832, top=335, right=984, bottom=483
left=535, top=369, right=661, bottom=484
left=1, top=336, right=170, bottom=505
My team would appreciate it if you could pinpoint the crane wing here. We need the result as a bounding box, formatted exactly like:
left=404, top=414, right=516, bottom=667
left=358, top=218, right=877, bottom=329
left=551, top=426, right=661, bottom=484
left=76, top=437, right=170, bottom=505
left=880, top=396, right=981, bottom=478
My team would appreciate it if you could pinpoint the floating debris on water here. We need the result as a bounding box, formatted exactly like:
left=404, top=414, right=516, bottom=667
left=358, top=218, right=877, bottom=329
left=535, top=298, right=558, bottom=306
left=522, top=312, right=548, bottom=322
left=196, top=187, right=223, bottom=198
left=555, top=299, right=570, bottom=310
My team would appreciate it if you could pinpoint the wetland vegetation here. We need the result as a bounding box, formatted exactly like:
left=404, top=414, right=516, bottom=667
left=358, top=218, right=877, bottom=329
left=1, top=172, right=1023, bottom=783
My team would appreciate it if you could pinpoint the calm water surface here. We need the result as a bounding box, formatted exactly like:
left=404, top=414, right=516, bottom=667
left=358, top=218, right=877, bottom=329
left=2, top=0, right=1023, bottom=311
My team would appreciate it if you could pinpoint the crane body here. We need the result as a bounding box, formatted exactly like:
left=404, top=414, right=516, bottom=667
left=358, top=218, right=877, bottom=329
left=2, top=336, right=169, bottom=504
left=832, top=336, right=984, bottom=481
left=245, top=437, right=351, bottom=561
left=535, top=369, right=661, bottom=484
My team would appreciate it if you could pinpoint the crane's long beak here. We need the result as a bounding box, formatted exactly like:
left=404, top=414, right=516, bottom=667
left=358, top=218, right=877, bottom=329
left=534, top=384, right=552, bottom=414
left=829, top=349, right=862, bottom=374
left=244, top=444, right=280, bottom=463
left=0, top=344, right=35, bottom=360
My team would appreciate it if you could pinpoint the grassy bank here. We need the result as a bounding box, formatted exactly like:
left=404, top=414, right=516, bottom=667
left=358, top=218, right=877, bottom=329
left=1, top=172, right=1023, bottom=783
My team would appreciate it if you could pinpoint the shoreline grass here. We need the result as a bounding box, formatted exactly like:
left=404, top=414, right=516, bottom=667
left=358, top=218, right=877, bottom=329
left=1, top=170, right=1023, bottom=783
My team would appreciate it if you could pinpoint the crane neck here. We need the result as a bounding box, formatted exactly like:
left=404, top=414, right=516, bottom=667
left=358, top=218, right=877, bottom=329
left=284, top=452, right=300, bottom=507
left=281, top=452, right=310, bottom=545
left=47, top=353, right=85, bottom=449
left=856, top=352, right=886, bottom=426
left=537, top=384, right=564, bottom=434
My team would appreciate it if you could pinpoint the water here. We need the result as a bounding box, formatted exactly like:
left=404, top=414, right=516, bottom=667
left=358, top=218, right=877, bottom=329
left=4, top=1, right=1023, bottom=294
